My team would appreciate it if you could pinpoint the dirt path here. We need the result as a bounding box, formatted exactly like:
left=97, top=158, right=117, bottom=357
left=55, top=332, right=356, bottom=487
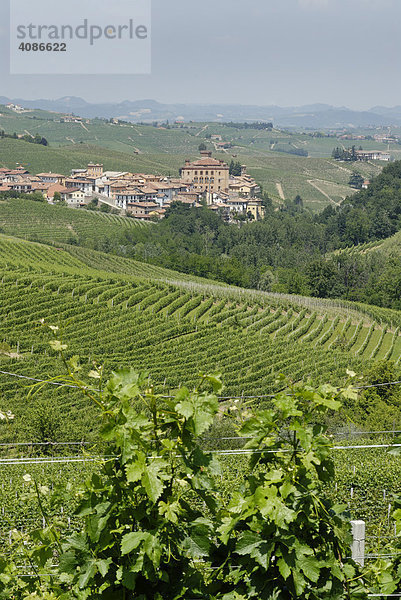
left=131, top=126, right=143, bottom=136
left=307, top=179, right=341, bottom=206
left=128, top=137, right=141, bottom=153
left=212, top=142, right=228, bottom=154
left=325, top=160, right=352, bottom=174
left=195, top=125, right=209, bottom=137
left=367, top=161, right=382, bottom=172
left=276, top=182, right=285, bottom=200
left=80, top=122, right=89, bottom=132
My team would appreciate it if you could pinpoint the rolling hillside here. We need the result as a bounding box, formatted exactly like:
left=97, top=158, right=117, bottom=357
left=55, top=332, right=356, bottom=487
left=0, top=104, right=385, bottom=209
left=1, top=230, right=401, bottom=444
left=0, top=138, right=184, bottom=178
left=0, top=197, right=149, bottom=246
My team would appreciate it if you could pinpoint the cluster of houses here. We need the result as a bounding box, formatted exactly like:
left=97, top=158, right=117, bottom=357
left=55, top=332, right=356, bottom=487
left=5, top=103, right=26, bottom=113
left=0, top=151, right=265, bottom=221
left=373, top=134, right=399, bottom=144
left=59, top=115, right=90, bottom=124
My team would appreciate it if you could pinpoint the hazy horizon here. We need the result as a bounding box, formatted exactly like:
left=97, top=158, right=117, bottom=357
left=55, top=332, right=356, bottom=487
left=2, top=95, right=401, bottom=112
left=1, top=0, right=401, bottom=110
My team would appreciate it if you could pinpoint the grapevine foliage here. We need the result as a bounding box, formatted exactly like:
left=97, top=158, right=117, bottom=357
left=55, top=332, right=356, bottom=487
left=0, top=330, right=398, bottom=599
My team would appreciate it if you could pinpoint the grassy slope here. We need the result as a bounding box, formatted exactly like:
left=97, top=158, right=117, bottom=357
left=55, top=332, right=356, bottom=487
left=0, top=138, right=184, bottom=177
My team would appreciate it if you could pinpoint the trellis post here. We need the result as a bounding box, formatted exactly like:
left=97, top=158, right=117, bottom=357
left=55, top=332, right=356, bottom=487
left=351, top=520, right=365, bottom=567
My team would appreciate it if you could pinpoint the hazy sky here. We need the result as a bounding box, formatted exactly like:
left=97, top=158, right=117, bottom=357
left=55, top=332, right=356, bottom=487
left=1, top=0, right=401, bottom=108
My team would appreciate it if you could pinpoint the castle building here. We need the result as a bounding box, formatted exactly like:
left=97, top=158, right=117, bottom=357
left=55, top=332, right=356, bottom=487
left=180, top=151, right=229, bottom=194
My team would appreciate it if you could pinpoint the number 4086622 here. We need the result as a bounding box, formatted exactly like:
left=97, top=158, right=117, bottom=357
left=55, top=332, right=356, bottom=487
left=18, top=42, right=67, bottom=51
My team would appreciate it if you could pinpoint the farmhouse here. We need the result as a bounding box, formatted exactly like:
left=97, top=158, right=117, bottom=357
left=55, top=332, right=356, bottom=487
left=61, top=115, right=84, bottom=124
left=355, top=150, right=391, bottom=162
left=60, top=188, right=88, bottom=205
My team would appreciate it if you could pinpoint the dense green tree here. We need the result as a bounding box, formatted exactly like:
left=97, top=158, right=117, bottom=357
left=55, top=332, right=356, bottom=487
left=349, top=173, right=364, bottom=189
left=305, top=259, right=340, bottom=298
left=258, top=268, right=276, bottom=291
left=229, top=160, right=242, bottom=176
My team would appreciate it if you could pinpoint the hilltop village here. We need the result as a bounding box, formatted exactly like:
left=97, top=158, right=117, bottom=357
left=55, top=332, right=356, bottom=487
left=0, top=151, right=265, bottom=221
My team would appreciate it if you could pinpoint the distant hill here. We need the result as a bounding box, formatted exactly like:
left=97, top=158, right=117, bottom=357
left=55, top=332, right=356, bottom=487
left=2, top=96, right=401, bottom=127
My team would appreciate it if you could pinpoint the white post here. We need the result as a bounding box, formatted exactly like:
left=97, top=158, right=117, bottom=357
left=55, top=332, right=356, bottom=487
left=351, top=520, right=365, bottom=567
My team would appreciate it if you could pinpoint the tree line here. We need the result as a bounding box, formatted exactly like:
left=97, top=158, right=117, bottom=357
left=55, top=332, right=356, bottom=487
left=222, top=121, right=273, bottom=129
left=0, top=130, right=48, bottom=146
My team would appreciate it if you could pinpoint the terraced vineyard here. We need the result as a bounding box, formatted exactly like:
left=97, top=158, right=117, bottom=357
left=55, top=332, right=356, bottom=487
left=0, top=198, right=148, bottom=246
left=0, top=137, right=185, bottom=180
left=334, top=230, right=401, bottom=259
left=1, top=233, right=401, bottom=445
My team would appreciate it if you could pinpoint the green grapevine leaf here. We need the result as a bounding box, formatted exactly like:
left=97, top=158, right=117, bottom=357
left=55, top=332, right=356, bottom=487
left=141, top=462, right=165, bottom=503
left=121, top=532, right=147, bottom=556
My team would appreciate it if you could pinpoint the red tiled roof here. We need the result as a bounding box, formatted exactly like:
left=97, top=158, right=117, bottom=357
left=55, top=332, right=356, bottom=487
left=30, top=182, right=52, bottom=190
left=63, top=187, right=82, bottom=193
left=47, top=184, right=70, bottom=195
left=127, top=201, right=158, bottom=207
